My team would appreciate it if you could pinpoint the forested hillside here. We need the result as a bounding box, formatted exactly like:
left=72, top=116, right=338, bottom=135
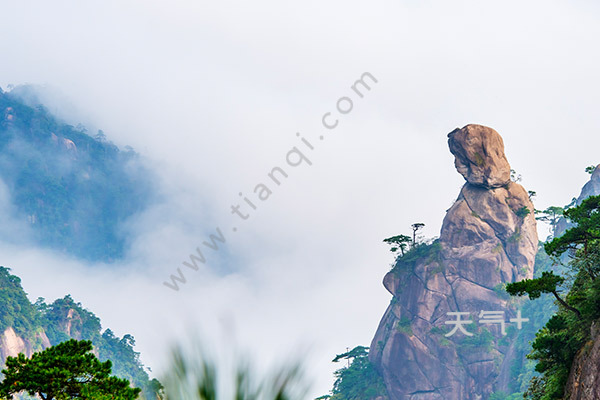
left=0, top=86, right=154, bottom=262
left=0, top=266, right=162, bottom=399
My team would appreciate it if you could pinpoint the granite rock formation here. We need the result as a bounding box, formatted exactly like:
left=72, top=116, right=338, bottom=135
left=560, top=166, right=600, bottom=399
left=370, top=124, right=538, bottom=399
left=579, top=165, right=600, bottom=201
left=448, top=124, right=511, bottom=189
left=555, top=164, right=600, bottom=237
left=565, top=322, right=600, bottom=400
left=0, top=327, right=50, bottom=362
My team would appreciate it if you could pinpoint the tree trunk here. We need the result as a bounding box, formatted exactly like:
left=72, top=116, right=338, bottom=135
left=552, top=291, right=582, bottom=319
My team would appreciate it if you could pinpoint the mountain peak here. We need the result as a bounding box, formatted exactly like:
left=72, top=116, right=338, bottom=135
left=370, top=125, right=538, bottom=399
left=448, top=124, right=511, bottom=189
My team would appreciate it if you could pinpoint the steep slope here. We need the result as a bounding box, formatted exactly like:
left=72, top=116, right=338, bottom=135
left=547, top=169, right=600, bottom=400
left=555, top=165, right=600, bottom=237
left=578, top=165, right=600, bottom=201
left=0, top=267, right=49, bottom=361
left=565, top=322, right=600, bottom=400
left=0, top=86, right=154, bottom=262
left=369, top=125, right=538, bottom=399
left=0, top=266, right=161, bottom=399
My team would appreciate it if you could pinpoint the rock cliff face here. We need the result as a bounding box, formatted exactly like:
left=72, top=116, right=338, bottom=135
left=370, top=125, right=538, bottom=399
left=0, top=327, right=51, bottom=364
left=561, top=167, right=600, bottom=400
left=565, top=322, right=600, bottom=400
left=555, top=164, right=600, bottom=237
left=579, top=165, right=600, bottom=201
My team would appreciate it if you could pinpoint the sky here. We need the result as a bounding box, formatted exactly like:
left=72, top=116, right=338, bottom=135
left=1, top=0, right=600, bottom=396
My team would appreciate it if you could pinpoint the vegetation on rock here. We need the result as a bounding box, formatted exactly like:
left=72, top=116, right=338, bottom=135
left=317, top=346, right=388, bottom=400
left=0, top=266, right=162, bottom=399
left=507, top=194, right=600, bottom=399
left=0, top=87, right=155, bottom=262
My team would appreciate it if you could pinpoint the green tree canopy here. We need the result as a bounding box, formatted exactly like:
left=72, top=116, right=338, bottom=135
left=411, top=223, right=425, bottom=245
left=507, top=194, right=600, bottom=399
left=535, top=206, right=564, bottom=237
left=318, top=346, right=388, bottom=400
left=383, top=235, right=412, bottom=257
left=0, top=339, right=140, bottom=400
left=506, top=272, right=580, bottom=318
left=544, top=195, right=600, bottom=257
left=331, top=346, right=369, bottom=363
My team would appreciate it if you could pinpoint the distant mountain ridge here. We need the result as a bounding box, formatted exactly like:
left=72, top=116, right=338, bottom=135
left=0, top=266, right=162, bottom=399
left=554, top=164, right=600, bottom=238
left=0, top=85, right=155, bottom=262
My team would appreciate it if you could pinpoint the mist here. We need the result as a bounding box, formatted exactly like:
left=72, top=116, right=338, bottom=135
left=1, top=0, right=600, bottom=396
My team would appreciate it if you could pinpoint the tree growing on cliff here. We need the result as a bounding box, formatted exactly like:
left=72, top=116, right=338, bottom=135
left=0, top=339, right=140, bottom=400
left=506, top=272, right=581, bottom=318
left=383, top=234, right=412, bottom=257
left=528, top=190, right=537, bottom=200
left=510, top=169, right=522, bottom=183
left=544, top=195, right=600, bottom=258
left=507, top=194, right=600, bottom=399
left=317, top=346, right=388, bottom=400
left=535, top=206, right=564, bottom=238
left=411, top=223, right=425, bottom=246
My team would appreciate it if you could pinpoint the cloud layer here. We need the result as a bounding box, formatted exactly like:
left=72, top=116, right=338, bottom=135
left=1, top=0, right=600, bottom=395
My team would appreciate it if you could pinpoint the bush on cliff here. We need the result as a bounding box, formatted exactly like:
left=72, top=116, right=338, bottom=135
left=507, top=194, right=600, bottom=399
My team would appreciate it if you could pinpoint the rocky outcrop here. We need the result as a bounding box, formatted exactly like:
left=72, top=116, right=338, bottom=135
left=448, top=125, right=511, bottom=189
left=556, top=165, right=600, bottom=237
left=579, top=165, right=600, bottom=201
left=370, top=125, right=538, bottom=400
left=565, top=322, right=600, bottom=399
left=0, top=327, right=27, bottom=359
left=561, top=167, right=600, bottom=400
left=0, top=327, right=50, bottom=363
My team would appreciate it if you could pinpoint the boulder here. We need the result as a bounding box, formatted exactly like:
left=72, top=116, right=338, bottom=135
left=448, top=125, right=511, bottom=189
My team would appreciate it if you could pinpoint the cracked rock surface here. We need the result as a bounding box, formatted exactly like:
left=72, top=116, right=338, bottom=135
left=370, top=125, right=538, bottom=400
